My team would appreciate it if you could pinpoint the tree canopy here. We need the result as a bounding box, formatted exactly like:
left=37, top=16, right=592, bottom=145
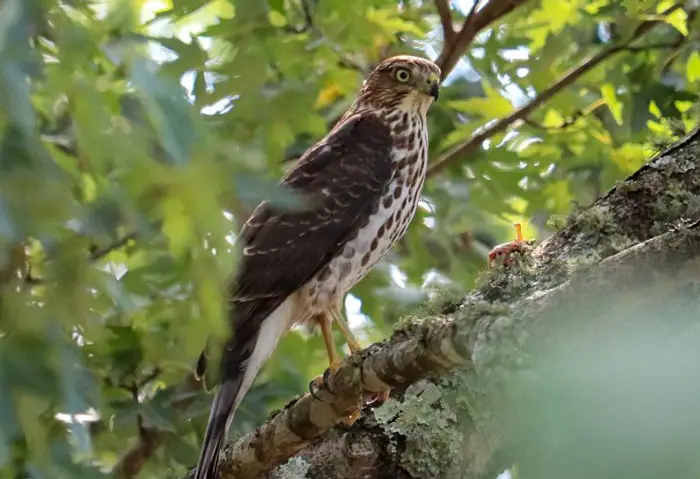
left=0, top=0, right=698, bottom=478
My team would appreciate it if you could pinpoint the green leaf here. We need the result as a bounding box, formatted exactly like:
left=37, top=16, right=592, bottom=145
left=660, top=7, right=688, bottom=36
left=161, top=194, right=194, bottom=257
left=154, top=36, right=208, bottom=70
left=105, top=325, right=144, bottom=380
left=686, top=51, right=700, bottom=83
left=583, top=0, right=610, bottom=14
left=0, top=369, right=18, bottom=467
left=267, top=10, right=286, bottom=27
left=612, top=143, right=647, bottom=173
left=268, top=0, right=285, bottom=15
left=541, top=109, right=565, bottom=128
left=525, top=0, right=583, bottom=51
left=0, top=61, right=35, bottom=133
left=600, top=83, right=623, bottom=125
left=0, top=335, right=58, bottom=397
left=675, top=100, right=694, bottom=113
left=649, top=100, right=662, bottom=118
left=163, top=434, right=200, bottom=465
left=365, top=8, right=426, bottom=38
left=447, top=84, right=513, bottom=118
left=129, top=58, right=200, bottom=166
left=139, top=403, right=177, bottom=432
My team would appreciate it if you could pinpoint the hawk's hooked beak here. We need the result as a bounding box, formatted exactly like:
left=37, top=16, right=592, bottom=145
left=424, top=72, right=440, bottom=100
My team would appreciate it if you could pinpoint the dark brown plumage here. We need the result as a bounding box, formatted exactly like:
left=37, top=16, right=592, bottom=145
left=194, top=55, right=440, bottom=479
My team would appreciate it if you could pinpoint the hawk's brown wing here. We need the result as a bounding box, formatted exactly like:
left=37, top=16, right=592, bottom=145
left=229, top=112, right=393, bottom=350
left=194, top=113, right=395, bottom=479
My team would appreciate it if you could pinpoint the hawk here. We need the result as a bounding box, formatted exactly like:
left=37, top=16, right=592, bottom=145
left=194, top=55, right=440, bottom=479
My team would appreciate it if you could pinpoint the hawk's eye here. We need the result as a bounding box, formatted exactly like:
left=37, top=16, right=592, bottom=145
left=395, top=68, right=411, bottom=83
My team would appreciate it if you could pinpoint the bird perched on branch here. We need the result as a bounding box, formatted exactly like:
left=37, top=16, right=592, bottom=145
left=193, top=55, right=440, bottom=479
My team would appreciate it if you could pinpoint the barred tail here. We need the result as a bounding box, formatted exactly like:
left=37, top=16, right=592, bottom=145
left=193, top=297, right=295, bottom=478
left=192, top=373, right=244, bottom=479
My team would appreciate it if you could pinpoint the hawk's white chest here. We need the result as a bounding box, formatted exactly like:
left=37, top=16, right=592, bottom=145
left=305, top=112, right=429, bottom=312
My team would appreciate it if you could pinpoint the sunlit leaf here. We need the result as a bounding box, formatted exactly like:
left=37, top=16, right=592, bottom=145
left=660, top=7, right=688, bottom=36
left=686, top=51, right=700, bottom=83
left=601, top=83, right=623, bottom=125
left=161, top=194, right=194, bottom=257
left=649, top=100, right=662, bottom=118
left=447, top=84, right=513, bottom=118
left=612, top=143, right=647, bottom=173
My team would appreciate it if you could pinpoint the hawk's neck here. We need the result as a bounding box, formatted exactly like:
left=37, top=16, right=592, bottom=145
left=376, top=108, right=428, bottom=166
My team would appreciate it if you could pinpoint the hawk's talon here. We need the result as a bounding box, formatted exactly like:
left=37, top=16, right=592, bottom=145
left=364, top=388, right=391, bottom=406
left=309, top=376, right=326, bottom=401
left=323, top=365, right=333, bottom=387
left=309, top=359, right=342, bottom=401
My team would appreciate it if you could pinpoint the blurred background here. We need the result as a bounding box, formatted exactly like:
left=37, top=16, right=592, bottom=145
left=0, top=0, right=698, bottom=477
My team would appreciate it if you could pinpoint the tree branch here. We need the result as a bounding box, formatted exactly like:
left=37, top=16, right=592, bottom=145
left=427, top=3, right=684, bottom=176
left=264, top=223, right=700, bottom=479
left=522, top=99, right=605, bottom=131
left=435, top=0, right=530, bottom=80
left=180, top=127, right=700, bottom=478
left=89, top=232, right=139, bottom=261
left=434, top=0, right=456, bottom=44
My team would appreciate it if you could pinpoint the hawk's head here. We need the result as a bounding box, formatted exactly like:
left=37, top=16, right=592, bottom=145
left=354, top=55, right=441, bottom=116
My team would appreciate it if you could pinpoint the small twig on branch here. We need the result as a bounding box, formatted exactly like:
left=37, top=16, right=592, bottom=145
left=661, top=9, right=697, bottom=73
left=434, top=0, right=456, bottom=43
left=523, top=100, right=605, bottom=131
left=19, top=231, right=139, bottom=286
left=112, top=372, right=204, bottom=479
left=623, top=41, right=684, bottom=52
left=462, top=0, right=481, bottom=31
left=89, top=232, right=139, bottom=261
left=436, top=0, right=529, bottom=80
left=283, top=0, right=314, bottom=33
left=427, top=3, right=684, bottom=176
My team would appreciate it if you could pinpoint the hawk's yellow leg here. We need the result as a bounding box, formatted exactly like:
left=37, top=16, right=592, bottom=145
left=319, top=316, right=342, bottom=372
left=309, top=313, right=361, bottom=426
left=330, top=305, right=391, bottom=406
left=329, top=306, right=362, bottom=353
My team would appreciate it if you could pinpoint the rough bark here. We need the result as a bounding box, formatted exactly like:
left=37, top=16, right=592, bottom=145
left=193, top=127, right=700, bottom=479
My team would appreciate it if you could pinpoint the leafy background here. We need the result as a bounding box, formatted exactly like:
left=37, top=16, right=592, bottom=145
left=0, top=0, right=698, bottom=477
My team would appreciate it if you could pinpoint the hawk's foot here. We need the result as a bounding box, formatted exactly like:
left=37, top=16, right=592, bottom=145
left=487, top=223, right=533, bottom=267
left=308, top=361, right=363, bottom=426
left=308, top=358, right=342, bottom=400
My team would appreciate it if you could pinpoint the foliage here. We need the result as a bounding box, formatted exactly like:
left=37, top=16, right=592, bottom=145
left=0, top=0, right=697, bottom=477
